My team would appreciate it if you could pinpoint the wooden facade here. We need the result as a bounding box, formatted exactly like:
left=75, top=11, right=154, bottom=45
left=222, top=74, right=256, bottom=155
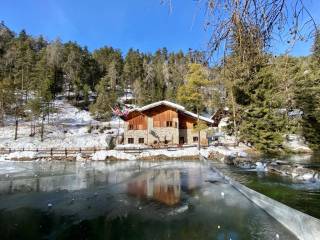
left=126, top=111, right=147, bottom=130
left=178, top=112, right=197, bottom=129
left=146, top=106, right=178, bottom=128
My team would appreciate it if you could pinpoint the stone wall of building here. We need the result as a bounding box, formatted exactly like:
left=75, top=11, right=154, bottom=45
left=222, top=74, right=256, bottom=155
left=145, top=116, right=179, bottom=145
left=179, top=129, right=208, bottom=145
left=123, top=122, right=148, bottom=144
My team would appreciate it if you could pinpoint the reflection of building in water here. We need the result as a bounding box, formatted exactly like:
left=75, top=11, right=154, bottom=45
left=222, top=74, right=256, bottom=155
left=127, top=170, right=181, bottom=206
left=181, top=167, right=203, bottom=193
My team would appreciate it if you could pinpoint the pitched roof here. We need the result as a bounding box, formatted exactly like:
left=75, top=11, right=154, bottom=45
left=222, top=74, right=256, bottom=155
left=131, top=100, right=213, bottom=124
left=139, top=100, right=185, bottom=112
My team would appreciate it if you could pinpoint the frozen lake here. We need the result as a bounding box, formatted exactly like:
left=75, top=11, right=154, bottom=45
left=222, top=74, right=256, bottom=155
left=0, top=160, right=296, bottom=239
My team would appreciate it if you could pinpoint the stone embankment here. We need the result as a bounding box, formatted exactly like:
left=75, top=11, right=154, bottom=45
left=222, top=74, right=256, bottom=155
left=219, top=153, right=320, bottom=183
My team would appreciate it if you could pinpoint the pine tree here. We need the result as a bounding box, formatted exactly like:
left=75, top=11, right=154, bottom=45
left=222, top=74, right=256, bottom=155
left=312, top=29, right=320, bottom=64
left=294, top=56, right=320, bottom=149
left=123, top=49, right=144, bottom=89
left=238, top=65, right=288, bottom=153
left=90, top=75, right=116, bottom=120
left=107, top=61, right=119, bottom=90
left=46, top=38, right=64, bottom=96
left=177, top=63, right=209, bottom=112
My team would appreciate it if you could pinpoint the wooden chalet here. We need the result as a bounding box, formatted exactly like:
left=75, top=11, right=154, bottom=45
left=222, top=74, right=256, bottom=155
left=122, top=101, right=213, bottom=145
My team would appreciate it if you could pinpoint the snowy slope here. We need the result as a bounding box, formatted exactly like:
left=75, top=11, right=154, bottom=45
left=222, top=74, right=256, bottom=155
left=0, top=100, right=123, bottom=149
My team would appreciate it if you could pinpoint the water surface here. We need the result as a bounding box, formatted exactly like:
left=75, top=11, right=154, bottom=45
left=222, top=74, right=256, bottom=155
left=213, top=153, right=320, bottom=219
left=0, top=160, right=296, bottom=240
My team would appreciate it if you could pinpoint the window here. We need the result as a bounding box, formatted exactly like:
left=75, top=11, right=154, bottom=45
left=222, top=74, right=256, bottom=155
left=174, top=122, right=178, bottom=128
left=138, top=138, right=144, bottom=144
left=193, top=123, right=197, bottom=128
left=193, top=136, right=199, bottom=142
left=166, top=121, right=173, bottom=127
left=128, top=138, right=134, bottom=144
left=129, top=124, right=134, bottom=130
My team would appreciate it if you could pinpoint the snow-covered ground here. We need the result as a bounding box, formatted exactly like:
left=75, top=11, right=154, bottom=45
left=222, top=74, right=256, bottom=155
left=90, top=145, right=250, bottom=161
left=0, top=144, right=250, bottom=161
left=0, top=100, right=123, bottom=149
left=283, top=134, right=312, bottom=153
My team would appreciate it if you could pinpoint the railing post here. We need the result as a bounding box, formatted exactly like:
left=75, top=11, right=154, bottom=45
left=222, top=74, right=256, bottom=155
left=65, top=148, right=67, bottom=157
left=50, top=148, right=53, bottom=157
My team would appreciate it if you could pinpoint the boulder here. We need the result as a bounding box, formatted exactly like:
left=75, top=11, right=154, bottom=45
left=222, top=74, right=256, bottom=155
left=223, top=154, right=237, bottom=165
left=237, top=151, right=248, bottom=158
left=256, top=162, right=268, bottom=172
left=292, top=166, right=319, bottom=181
left=268, top=162, right=319, bottom=182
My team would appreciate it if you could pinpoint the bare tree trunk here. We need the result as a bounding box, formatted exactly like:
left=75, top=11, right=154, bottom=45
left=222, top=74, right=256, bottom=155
left=0, top=101, right=4, bottom=127
left=41, top=114, right=45, bottom=142
left=33, top=122, right=36, bottom=136
left=14, top=119, right=18, bottom=140
left=30, top=121, right=33, bottom=136
left=47, top=102, right=50, bottom=124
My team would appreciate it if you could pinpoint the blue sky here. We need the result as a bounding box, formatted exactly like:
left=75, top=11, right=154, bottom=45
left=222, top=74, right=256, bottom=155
left=1, top=0, right=320, bottom=57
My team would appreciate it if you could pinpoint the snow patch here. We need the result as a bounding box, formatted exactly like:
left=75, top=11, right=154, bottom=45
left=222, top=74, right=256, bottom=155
left=115, top=144, right=149, bottom=150
left=4, top=151, right=39, bottom=160
left=92, top=150, right=136, bottom=161
left=139, top=147, right=199, bottom=158
left=0, top=100, right=116, bottom=149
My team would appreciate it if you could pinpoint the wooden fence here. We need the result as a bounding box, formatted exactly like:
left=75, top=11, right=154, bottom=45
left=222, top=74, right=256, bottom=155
left=0, top=147, right=109, bottom=157
left=0, top=144, right=204, bottom=157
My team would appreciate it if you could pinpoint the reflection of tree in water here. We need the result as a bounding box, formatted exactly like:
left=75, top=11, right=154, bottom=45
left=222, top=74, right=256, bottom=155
left=0, top=161, right=138, bottom=194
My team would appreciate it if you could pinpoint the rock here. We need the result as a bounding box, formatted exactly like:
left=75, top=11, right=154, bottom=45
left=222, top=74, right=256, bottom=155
left=237, top=151, right=248, bottom=158
left=268, top=163, right=319, bottom=182
left=283, top=134, right=313, bottom=153
left=275, top=160, right=290, bottom=165
left=286, top=134, right=298, bottom=141
left=233, top=158, right=256, bottom=169
left=237, top=162, right=255, bottom=169
left=268, top=164, right=293, bottom=176
left=223, top=154, right=237, bottom=165
left=207, top=152, right=224, bottom=160
left=256, top=162, right=268, bottom=172
left=292, top=166, right=319, bottom=181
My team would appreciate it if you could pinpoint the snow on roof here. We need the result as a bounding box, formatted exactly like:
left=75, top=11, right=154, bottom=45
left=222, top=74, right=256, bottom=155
left=182, top=109, right=214, bottom=124
left=139, top=100, right=185, bottom=112
left=133, top=100, right=213, bottom=124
